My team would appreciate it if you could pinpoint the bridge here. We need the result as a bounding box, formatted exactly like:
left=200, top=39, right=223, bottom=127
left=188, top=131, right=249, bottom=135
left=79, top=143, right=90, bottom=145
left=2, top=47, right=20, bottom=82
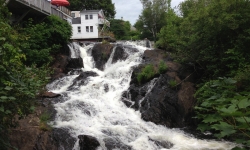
left=6, top=0, right=72, bottom=24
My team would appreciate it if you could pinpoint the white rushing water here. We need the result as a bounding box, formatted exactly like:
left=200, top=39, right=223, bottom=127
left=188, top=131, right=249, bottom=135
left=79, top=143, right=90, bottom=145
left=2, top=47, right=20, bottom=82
left=47, top=42, right=235, bottom=150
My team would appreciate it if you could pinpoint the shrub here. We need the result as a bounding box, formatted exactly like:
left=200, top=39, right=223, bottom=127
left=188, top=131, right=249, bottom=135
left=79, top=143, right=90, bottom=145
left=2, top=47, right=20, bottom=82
left=20, top=16, right=72, bottom=66
left=39, top=112, right=51, bottom=131
left=137, top=64, right=155, bottom=84
left=195, top=77, right=250, bottom=147
left=158, top=60, right=168, bottom=74
left=168, top=79, right=177, bottom=88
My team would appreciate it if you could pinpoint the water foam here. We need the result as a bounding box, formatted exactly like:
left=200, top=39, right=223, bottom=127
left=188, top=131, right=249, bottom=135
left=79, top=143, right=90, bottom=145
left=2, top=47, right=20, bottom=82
left=47, top=42, right=235, bottom=150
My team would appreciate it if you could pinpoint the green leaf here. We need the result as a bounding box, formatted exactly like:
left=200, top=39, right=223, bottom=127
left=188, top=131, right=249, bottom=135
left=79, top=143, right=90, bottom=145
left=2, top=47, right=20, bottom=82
left=232, top=147, right=247, bottom=150
left=208, top=94, right=220, bottom=100
left=236, top=117, right=250, bottom=123
left=212, top=122, right=236, bottom=138
left=0, top=96, right=8, bottom=100
left=4, top=86, right=12, bottom=91
left=5, top=110, right=11, bottom=114
left=238, top=98, right=250, bottom=109
left=219, top=105, right=237, bottom=115
left=197, top=123, right=210, bottom=132
left=0, top=37, right=6, bottom=41
left=9, top=96, right=16, bottom=100
left=0, top=105, right=4, bottom=112
left=224, top=78, right=237, bottom=84
left=202, top=115, right=222, bottom=123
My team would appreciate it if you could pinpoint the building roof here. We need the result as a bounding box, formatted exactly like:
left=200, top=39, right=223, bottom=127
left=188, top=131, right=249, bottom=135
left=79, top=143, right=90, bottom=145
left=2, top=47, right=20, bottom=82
left=81, top=10, right=100, bottom=13
left=72, top=17, right=81, bottom=24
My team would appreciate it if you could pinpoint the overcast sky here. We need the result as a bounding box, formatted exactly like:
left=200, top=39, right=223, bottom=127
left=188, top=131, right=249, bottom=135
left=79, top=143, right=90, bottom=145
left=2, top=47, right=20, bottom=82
left=112, top=0, right=184, bottom=25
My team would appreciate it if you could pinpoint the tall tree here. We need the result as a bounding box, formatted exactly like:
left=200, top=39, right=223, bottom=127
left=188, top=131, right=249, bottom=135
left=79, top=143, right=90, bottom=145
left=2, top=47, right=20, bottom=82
left=138, top=0, right=170, bottom=41
left=68, top=0, right=116, bottom=19
left=109, top=19, right=130, bottom=40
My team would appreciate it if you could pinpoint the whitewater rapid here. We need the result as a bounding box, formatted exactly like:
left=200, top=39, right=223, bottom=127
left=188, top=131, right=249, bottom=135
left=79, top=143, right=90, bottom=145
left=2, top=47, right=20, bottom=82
left=47, top=42, right=235, bottom=150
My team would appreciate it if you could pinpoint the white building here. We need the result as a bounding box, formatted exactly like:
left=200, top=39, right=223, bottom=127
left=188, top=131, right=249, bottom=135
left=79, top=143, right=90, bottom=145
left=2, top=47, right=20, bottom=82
left=71, top=10, right=110, bottom=40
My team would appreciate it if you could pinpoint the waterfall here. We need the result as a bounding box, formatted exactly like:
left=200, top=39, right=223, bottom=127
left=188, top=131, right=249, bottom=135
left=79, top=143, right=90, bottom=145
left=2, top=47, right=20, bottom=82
left=47, top=42, right=235, bottom=150
left=68, top=42, right=81, bottom=58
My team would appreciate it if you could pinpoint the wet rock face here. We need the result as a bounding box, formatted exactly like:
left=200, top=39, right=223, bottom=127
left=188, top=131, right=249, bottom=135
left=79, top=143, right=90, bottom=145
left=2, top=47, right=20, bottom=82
left=91, top=44, right=136, bottom=70
left=103, top=138, right=132, bottom=150
left=78, top=135, right=100, bottom=150
left=41, top=91, right=61, bottom=98
left=125, top=49, right=196, bottom=128
left=68, top=71, right=98, bottom=90
left=51, top=54, right=68, bottom=80
left=91, top=44, right=114, bottom=70
left=111, top=44, right=133, bottom=64
left=127, top=74, right=185, bottom=128
left=66, top=57, right=84, bottom=72
left=9, top=101, right=76, bottom=150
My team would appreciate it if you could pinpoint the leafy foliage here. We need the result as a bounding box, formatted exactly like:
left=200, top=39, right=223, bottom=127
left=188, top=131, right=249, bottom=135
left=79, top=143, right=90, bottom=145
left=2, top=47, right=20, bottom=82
left=0, top=4, right=70, bottom=149
left=20, top=16, right=72, bottom=66
left=155, top=0, right=250, bottom=146
left=137, top=64, right=155, bottom=84
left=158, top=0, right=250, bottom=78
left=195, top=77, right=250, bottom=147
left=109, top=19, right=132, bottom=40
left=39, top=112, right=51, bottom=131
left=158, top=60, right=168, bottom=74
left=136, top=0, right=170, bottom=41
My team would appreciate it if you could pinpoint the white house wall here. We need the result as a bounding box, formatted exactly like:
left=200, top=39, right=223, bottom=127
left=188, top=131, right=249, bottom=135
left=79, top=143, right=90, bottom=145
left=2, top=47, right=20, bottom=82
left=71, top=12, right=99, bottom=40
left=81, top=12, right=99, bottom=39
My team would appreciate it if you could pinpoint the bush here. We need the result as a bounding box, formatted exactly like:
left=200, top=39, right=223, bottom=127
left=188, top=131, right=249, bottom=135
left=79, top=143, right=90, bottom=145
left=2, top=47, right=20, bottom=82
left=195, top=77, right=250, bottom=147
left=20, top=16, right=72, bottom=66
left=158, top=60, right=168, bottom=74
left=39, top=112, right=51, bottom=131
left=137, top=64, right=155, bottom=84
left=168, top=79, right=177, bottom=88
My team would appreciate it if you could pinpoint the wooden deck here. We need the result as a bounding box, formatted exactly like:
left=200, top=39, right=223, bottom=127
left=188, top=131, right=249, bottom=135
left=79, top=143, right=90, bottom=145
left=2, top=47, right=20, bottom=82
left=6, top=0, right=71, bottom=22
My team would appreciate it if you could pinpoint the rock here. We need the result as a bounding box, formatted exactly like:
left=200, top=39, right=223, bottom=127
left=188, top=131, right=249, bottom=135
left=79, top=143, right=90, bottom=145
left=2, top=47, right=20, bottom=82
left=68, top=71, right=98, bottom=90
left=91, top=43, right=114, bottom=70
left=66, top=57, right=84, bottom=72
left=103, top=138, right=131, bottom=150
left=42, top=91, right=60, bottom=98
left=78, top=135, right=100, bottom=150
left=126, top=49, right=196, bottom=128
left=9, top=100, right=76, bottom=150
left=111, top=45, right=129, bottom=64
left=149, top=138, right=174, bottom=149
left=51, top=54, right=68, bottom=80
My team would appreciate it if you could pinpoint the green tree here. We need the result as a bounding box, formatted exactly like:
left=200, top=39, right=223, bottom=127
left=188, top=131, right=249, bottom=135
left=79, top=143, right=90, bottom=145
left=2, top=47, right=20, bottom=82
left=68, top=0, right=116, bottom=19
left=0, top=3, right=71, bottom=149
left=109, top=19, right=131, bottom=40
left=159, top=0, right=250, bottom=79
left=0, top=18, right=50, bottom=150
left=138, top=0, right=170, bottom=41
left=156, top=8, right=182, bottom=51
left=20, top=15, right=72, bottom=66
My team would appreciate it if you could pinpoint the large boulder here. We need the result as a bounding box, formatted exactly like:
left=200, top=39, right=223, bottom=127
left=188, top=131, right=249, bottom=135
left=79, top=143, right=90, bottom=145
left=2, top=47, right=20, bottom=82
left=51, top=54, right=68, bottom=80
left=66, top=57, right=84, bottom=72
left=125, top=49, right=196, bottom=128
left=91, top=43, right=114, bottom=70
left=78, top=135, right=100, bottom=150
left=9, top=101, right=76, bottom=150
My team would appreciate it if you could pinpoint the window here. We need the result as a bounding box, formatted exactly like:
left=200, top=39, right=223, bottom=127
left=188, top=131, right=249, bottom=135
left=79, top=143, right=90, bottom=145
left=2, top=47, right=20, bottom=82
left=86, top=26, right=89, bottom=32
left=90, top=15, right=93, bottom=19
left=85, top=15, right=88, bottom=20
left=72, top=13, right=75, bottom=18
left=77, top=26, right=81, bottom=33
left=90, top=26, right=93, bottom=32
